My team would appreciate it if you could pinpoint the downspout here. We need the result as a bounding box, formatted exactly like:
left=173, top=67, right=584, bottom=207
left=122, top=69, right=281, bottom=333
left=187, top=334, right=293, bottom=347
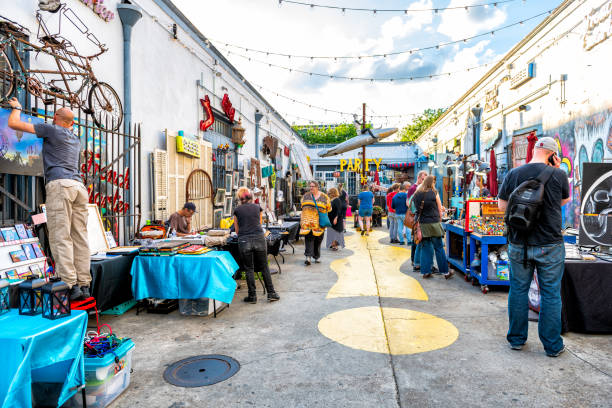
left=255, top=112, right=264, bottom=159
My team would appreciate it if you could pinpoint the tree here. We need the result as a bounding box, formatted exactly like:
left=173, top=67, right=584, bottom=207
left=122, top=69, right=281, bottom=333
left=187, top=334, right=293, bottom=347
left=293, top=123, right=368, bottom=145
left=399, top=108, right=445, bottom=142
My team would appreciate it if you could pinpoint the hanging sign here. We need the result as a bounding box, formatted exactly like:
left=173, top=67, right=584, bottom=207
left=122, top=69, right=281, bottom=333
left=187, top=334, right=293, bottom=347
left=80, top=152, right=130, bottom=214
left=79, top=0, right=115, bottom=22
left=339, top=158, right=382, bottom=173
left=221, top=94, right=235, bottom=123
left=199, top=95, right=214, bottom=131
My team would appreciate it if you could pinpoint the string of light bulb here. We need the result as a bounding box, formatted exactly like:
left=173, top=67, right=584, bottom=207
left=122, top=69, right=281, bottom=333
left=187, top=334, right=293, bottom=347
left=276, top=0, right=522, bottom=14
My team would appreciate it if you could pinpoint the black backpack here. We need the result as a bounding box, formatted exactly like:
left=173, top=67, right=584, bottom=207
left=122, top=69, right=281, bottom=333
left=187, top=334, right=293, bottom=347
left=506, top=166, right=554, bottom=232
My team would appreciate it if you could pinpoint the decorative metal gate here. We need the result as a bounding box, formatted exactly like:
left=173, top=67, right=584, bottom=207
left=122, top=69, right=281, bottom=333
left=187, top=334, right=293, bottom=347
left=186, top=168, right=213, bottom=231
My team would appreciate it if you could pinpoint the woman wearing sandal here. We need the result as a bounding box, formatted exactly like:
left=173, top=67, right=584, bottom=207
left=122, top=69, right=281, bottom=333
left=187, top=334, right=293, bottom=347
left=326, top=187, right=345, bottom=251
left=412, top=176, right=453, bottom=280
left=300, top=180, right=331, bottom=265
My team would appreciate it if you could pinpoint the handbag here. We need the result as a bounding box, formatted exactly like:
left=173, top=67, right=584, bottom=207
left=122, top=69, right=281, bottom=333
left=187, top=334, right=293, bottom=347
left=404, top=205, right=415, bottom=229
left=412, top=199, right=425, bottom=244
left=313, top=194, right=331, bottom=228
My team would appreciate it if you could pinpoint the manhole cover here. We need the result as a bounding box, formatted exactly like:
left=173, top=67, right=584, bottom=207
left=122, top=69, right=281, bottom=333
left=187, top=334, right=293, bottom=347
left=163, top=355, right=240, bottom=387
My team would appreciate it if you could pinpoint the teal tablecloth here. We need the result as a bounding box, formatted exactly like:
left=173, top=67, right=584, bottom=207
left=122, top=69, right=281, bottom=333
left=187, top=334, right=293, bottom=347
left=0, top=309, right=87, bottom=408
left=130, top=251, right=239, bottom=304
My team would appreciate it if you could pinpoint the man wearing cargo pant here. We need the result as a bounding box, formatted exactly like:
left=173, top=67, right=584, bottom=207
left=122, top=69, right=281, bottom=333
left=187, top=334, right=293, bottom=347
left=8, top=97, right=90, bottom=300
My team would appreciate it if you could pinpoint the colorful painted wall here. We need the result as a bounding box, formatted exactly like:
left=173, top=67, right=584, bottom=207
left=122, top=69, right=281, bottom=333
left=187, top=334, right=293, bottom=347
left=544, top=106, right=612, bottom=228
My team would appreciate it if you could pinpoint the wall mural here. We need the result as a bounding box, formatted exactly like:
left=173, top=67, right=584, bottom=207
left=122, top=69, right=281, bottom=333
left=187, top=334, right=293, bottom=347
left=544, top=107, right=612, bottom=228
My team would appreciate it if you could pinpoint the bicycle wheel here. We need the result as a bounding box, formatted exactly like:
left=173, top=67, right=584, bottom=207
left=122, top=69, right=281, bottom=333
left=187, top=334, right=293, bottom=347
left=0, top=49, right=14, bottom=101
left=88, top=81, right=123, bottom=131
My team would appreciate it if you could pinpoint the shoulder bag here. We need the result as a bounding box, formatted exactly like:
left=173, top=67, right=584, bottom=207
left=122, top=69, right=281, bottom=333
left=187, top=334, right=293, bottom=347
left=404, top=196, right=415, bottom=228
left=413, top=198, right=425, bottom=244
left=314, top=194, right=331, bottom=228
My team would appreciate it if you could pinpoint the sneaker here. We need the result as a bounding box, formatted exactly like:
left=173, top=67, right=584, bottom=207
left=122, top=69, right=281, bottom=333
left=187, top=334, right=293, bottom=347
left=267, top=292, right=280, bottom=302
left=509, top=343, right=525, bottom=351
left=305, top=257, right=311, bottom=266
left=69, top=286, right=83, bottom=301
left=243, top=295, right=257, bottom=304
left=80, top=286, right=91, bottom=298
left=414, top=265, right=421, bottom=271
left=546, top=345, right=566, bottom=357
left=444, top=271, right=455, bottom=280
left=422, top=273, right=433, bottom=279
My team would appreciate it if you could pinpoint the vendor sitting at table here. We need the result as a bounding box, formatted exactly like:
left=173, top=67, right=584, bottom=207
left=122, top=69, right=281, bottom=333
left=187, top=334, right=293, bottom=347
left=168, top=202, right=196, bottom=236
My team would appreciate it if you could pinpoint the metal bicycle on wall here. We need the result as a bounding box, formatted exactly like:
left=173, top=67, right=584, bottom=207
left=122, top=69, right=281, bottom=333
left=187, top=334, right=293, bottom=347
left=0, top=2, right=123, bottom=130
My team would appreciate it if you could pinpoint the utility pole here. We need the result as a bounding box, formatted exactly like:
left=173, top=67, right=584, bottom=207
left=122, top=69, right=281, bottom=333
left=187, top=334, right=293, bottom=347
left=361, top=103, right=366, bottom=185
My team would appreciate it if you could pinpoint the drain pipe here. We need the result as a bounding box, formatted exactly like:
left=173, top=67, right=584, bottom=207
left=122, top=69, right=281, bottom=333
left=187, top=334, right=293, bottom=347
left=255, top=111, right=264, bottom=159
left=117, top=3, right=142, bottom=136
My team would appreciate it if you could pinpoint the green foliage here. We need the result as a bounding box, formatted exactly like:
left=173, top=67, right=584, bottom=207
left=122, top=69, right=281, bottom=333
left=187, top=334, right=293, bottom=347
left=399, top=108, right=446, bottom=142
left=293, top=123, right=371, bottom=145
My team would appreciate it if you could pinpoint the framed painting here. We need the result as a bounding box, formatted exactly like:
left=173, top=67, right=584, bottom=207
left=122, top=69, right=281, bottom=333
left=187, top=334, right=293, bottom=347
left=223, top=197, right=233, bottom=216
left=213, top=208, right=223, bottom=228
left=214, top=189, right=225, bottom=206
left=225, top=153, right=234, bottom=171
left=225, top=174, right=233, bottom=192
left=232, top=171, right=239, bottom=190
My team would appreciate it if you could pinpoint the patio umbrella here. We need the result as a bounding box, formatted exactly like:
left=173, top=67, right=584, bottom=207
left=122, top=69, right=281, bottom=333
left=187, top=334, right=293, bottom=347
left=488, top=149, right=498, bottom=197
left=525, top=131, right=538, bottom=163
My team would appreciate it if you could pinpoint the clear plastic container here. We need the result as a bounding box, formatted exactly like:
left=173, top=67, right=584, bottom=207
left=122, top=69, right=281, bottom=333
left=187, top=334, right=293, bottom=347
left=67, top=339, right=134, bottom=408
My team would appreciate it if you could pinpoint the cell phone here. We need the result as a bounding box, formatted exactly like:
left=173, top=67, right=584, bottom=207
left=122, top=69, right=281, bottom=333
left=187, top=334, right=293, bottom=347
left=548, top=153, right=557, bottom=165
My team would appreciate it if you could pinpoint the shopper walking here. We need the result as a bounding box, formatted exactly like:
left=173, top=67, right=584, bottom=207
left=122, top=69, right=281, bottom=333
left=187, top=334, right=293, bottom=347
left=338, top=182, right=349, bottom=232
left=498, top=137, right=570, bottom=357
left=300, top=180, right=331, bottom=265
left=408, top=171, right=428, bottom=266
left=357, top=184, right=375, bottom=236
left=413, top=176, right=453, bottom=279
left=8, top=98, right=90, bottom=301
left=326, top=188, right=345, bottom=250
left=234, top=187, right=280, bottom=303
left=386, top=183, right=400, bottom=243
left=392, top=184, right=409, bottom=245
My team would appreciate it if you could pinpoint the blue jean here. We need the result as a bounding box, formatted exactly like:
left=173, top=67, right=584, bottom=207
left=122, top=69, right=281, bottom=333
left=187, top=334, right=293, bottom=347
left=388, top=212, right=398, bottom=241
left=396, top=213, right=406, bottom=243
left=412, top=242, right=421, bottom=266
left=507, top=243, right=565, bottom=354
left=419, top=236, right=448, bottom=275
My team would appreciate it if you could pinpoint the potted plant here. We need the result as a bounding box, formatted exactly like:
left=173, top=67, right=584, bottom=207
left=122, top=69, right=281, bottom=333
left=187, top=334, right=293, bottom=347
left=372, top=205, right=384, bottom=227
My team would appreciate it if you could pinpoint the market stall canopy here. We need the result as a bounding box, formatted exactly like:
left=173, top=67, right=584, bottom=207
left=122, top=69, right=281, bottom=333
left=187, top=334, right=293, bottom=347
left=291, top=143, right=313, bottom=180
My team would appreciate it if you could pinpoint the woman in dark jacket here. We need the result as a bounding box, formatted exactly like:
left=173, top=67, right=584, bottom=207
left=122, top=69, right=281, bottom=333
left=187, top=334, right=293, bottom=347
left=234, top=187, right=280, bottom=303
left=413, top=176, right=453, bottom=279
left=326, top=187, right=345, bottom=250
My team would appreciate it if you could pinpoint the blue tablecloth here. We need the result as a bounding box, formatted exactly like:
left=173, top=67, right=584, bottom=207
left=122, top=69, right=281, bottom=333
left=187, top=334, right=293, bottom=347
left=130, top=251, right=239, bottom=304
left=0, top=309, right=87, bottom=408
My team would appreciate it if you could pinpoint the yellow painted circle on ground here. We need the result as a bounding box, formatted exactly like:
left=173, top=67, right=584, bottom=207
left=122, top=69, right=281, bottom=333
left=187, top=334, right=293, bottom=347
left=318, top=307, right=459, bottom=355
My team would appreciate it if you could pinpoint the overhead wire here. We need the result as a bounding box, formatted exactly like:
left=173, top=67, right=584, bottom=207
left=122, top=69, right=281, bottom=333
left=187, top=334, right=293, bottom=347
left=276, top=0, right=521, bottom=13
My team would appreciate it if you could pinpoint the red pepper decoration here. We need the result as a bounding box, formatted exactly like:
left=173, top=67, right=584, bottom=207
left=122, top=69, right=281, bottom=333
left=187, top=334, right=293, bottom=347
left=199, top=95, right=215, bottom=131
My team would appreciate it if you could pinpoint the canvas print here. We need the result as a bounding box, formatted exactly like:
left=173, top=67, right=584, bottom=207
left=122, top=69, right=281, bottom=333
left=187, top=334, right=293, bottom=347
left=223, top=197, right=233, bottom=216
left=32, top=243, right=45, bottom=258
left=17, top=270, right=32, bottom=279
left=14, top=224, right=28, bottom=240
left=232, top=171, right=239, bottom=190
left=29, top=264, right=42, bottom=276
left=214, top=189, right=225, bottom=206
left=1, top=227, right=19, bottom=242
left=22, top=244, right=36, bottom=260
left=225, top=153, right=234, bottom=171
left=580, top=162, right=612, bottom=247
left=26, top=227, right=35, bottom=238
left=225, top=174, right=233, bottom=192
left=213, top=208, right=223, bottom=228
left=0, top=109, right=45, bottom=176
left=10, top=250, right=27, bottom=263
left=5, top=270, right=18, bottom=279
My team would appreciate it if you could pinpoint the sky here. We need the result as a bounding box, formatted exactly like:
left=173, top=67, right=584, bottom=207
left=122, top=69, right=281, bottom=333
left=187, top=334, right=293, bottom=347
left=172, top=0, right=563, bottom=135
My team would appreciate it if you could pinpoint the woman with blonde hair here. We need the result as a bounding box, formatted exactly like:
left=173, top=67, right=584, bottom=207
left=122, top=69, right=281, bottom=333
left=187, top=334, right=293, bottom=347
left=413, top=176, right=453, bottom=279
left=233, top=187, right=280, bottom=303
left=300, top=180, right=331, bottom=265
left=326, top=187, right=345, bottom=250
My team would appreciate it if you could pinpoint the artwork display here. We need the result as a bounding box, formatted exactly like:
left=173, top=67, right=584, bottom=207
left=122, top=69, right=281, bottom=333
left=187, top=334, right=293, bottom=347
left=22, top=244, right=36, bottom=260
left=213, top=209, right=223, bottom=228
left=9, top=250, right=27, bottom=263
left=14, top=224, right=28, bottom=240
left=580, top=162, right=612, bottom=247
left=29, top=264, right=42, bottom=276
left=225, top=153, right=234, bottom=171
left=0, top=109, right=45, bottom=177
left=26, top=227, right=35, bottom=238
left=232, top=171, right=239, bottom=190
left=225, top=174, right=233, bottom=193
left=223, top=197, right=233, bottom=216
left=214, top=189, right=226, bottom=206
left=1, top=228, right=19, bottom=242
left=32, top=243, right=45, bottom=258
left=86, top=204, right=109, bottom=255
left=5, top=270, right=18, bottom=279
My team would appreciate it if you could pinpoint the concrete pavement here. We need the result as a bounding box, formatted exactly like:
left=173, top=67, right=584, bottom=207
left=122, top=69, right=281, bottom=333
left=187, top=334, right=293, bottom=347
left=103, top=226, right=612, bottom=408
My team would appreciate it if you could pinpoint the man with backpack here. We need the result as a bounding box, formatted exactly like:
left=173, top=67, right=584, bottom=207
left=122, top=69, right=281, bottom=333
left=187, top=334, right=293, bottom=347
left=498, top=137, right=571, bottom=357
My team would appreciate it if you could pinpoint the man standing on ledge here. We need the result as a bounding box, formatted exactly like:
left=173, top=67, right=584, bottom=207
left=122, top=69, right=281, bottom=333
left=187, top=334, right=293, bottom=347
left=498, top=136, right=570, bottom=357
left=168, top=202, right=196, bottom=236
left=8, top=97, right=90, bottom=301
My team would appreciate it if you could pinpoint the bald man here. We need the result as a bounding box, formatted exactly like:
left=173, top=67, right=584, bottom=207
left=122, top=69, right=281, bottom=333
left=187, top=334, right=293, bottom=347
left=8, top=97, right=90, bottom=300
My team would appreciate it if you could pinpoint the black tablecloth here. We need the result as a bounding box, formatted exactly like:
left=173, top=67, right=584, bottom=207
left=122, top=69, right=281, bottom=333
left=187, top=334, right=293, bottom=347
left=562, top=260, right=612, bottom=334
left=90, top=253, right=137, bottom=311
left=222, top=234, right=282, bottom=275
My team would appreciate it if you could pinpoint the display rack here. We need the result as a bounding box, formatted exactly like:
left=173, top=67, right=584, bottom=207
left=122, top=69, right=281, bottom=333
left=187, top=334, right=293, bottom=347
left=444, top=222, right=470, bottom=274
left=0, top=238, right=47, bottom=279
left=468, top=232, right=509, bottom=293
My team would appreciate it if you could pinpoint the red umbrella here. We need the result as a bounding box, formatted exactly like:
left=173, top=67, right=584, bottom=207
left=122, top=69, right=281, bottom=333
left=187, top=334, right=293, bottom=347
left=525, top=131, right=538, bottom=163
left=488, top=149, right=498, bottom=197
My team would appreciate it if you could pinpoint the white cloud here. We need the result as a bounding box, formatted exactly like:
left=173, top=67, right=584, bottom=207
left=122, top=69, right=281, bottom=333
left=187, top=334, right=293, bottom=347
left=438, top=0, right=508, bottom=41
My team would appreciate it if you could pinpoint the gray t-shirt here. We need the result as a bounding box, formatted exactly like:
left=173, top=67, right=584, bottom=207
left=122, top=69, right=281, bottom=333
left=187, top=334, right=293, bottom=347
left=34, top=123, right=82, bottom=183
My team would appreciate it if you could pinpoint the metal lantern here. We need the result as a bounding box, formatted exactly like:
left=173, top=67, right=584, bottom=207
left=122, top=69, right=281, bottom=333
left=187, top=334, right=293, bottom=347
left=18, top=276, right=45, bottom=316
left=41, top=277, right=71, bottom=320
left=231, top=118, right=245, bottom=145
left=0, top=280, right=9, bottom=316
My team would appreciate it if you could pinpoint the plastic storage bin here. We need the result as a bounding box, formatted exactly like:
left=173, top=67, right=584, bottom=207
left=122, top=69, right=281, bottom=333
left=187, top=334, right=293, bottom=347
left=68, top=339, right=135, bottom=408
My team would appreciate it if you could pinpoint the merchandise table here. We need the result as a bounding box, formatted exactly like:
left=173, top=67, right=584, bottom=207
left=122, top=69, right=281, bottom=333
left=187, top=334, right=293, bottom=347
left=443, top=222, right=470, bottom=274
left=0, top=310, right=87, bottom=408
left=469, top=233, right=509, bottom=293
left=562, top=259, right=612, bottom=333
left=90, top=253, right=137, bottom=312
left=130, top=251, right=238, bottom=304
left=267, top=221, right=300, bottom=254
left=223, top=234, right=283, bottom=275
